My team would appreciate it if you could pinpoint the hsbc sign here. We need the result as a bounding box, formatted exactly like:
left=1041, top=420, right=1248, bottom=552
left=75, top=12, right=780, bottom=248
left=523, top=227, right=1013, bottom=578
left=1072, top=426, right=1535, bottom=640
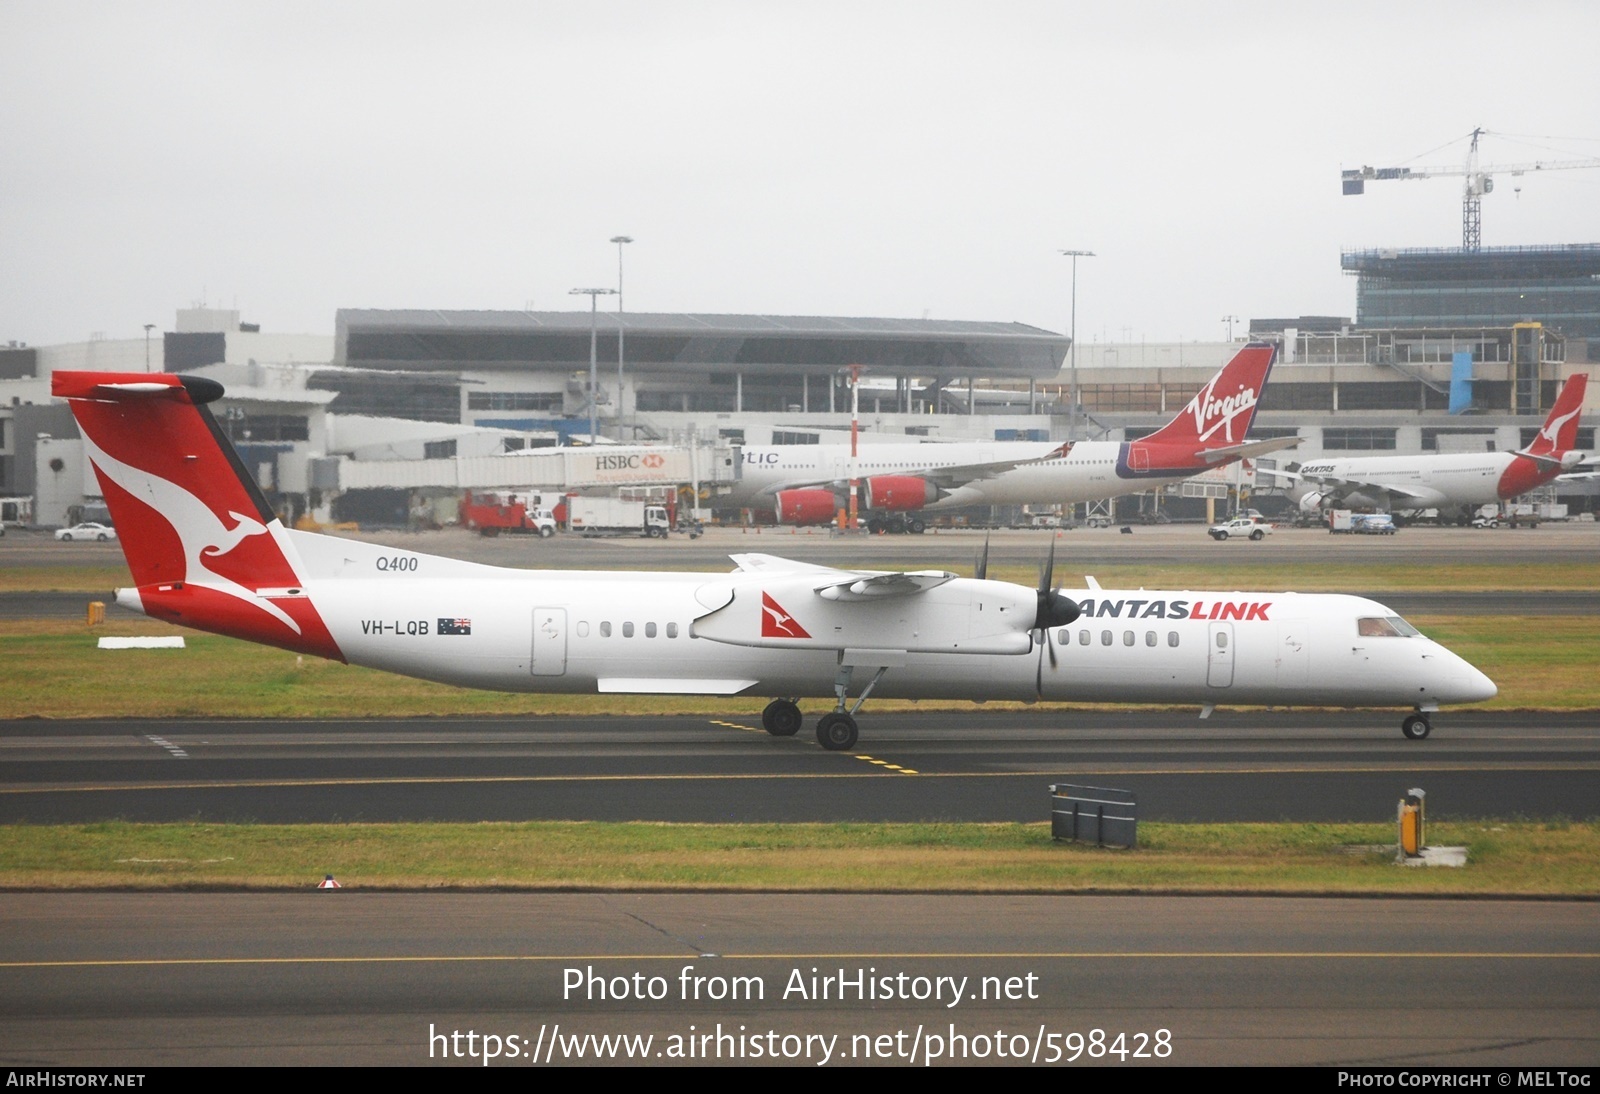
left=575, top=448, right=691, bottom=484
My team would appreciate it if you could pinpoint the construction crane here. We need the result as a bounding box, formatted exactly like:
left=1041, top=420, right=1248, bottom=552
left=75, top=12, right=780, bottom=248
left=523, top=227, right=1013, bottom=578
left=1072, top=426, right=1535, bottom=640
left=1341, top=128, right=1600, bottom=251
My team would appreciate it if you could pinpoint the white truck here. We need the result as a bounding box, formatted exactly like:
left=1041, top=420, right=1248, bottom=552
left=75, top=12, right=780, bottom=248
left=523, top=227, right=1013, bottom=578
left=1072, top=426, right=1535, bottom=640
left=566, top=497, right=673, bottom=538
left=1209, top=516, right=1272, bottom=541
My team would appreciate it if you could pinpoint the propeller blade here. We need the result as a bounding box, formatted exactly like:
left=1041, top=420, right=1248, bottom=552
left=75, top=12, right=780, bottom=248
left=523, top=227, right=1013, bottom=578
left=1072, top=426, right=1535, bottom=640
left=1033, top=539, right=1080, bottom=629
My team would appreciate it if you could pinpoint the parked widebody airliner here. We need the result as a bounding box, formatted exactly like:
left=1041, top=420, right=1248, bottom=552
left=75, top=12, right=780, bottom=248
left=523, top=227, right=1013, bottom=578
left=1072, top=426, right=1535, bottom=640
left=1267, top=373, right=1589, bottom=520
left=55, top=370, right=1495, bottom=749
left=726, top=342, right=1299, bottom=530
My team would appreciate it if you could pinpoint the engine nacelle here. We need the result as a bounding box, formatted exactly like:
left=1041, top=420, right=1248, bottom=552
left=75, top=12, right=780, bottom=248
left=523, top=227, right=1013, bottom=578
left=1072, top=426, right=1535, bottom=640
left=774, top=489, right=839, bottom=526
left=1298, top=490, right=1330, bottom=512
left=863, top=476, right=941, bottom=512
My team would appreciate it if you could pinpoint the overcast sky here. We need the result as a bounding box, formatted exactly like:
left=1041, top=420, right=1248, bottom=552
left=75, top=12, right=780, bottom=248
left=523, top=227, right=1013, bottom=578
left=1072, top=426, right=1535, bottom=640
left=5, top=1, right=1599, bottom=349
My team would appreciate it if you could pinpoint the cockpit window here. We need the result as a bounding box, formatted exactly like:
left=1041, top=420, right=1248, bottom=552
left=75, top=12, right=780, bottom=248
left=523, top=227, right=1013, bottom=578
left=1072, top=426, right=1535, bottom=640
left=1357, top=617, right=1417, bottom=638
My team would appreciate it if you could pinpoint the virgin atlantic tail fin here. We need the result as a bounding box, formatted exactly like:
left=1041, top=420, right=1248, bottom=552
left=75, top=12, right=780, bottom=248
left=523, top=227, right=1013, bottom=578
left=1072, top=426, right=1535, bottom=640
left=52, top=371, right=343, bottom=659
left=1520, top=373, right=1588, bottom=460
left=1136, top=342, right=1277, bottom=451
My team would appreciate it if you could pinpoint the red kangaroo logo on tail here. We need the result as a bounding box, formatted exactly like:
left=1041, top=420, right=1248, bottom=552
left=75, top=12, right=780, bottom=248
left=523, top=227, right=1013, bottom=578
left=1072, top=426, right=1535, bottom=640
left=1527, top=374, right=1588, bottom=457
left=760, top=592, right=811, bottom=639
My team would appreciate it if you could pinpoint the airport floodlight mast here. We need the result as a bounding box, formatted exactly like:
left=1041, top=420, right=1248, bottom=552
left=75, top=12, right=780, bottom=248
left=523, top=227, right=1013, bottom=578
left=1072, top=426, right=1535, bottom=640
left=570, top=287, right=617, bottom=442
left=611, top=235, right=633, bottom=436
left=1059, top=249, right=1095, bottom=440
left=1222, top=315, right=1240, bottom=341
left=143, top=323, right=155, bottom=371
left=1341, top=128, right=1600, bottom=251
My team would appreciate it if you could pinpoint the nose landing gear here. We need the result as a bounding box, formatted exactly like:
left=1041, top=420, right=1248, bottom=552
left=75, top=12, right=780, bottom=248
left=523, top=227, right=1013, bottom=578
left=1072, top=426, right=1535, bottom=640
left=1401, top=713, right=1432, bottom=740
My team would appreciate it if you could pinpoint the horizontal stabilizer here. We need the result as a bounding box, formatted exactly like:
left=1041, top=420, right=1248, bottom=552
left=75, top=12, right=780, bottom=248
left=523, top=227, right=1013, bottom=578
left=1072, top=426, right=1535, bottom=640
left=1196, top=436, right=1302, bottom=465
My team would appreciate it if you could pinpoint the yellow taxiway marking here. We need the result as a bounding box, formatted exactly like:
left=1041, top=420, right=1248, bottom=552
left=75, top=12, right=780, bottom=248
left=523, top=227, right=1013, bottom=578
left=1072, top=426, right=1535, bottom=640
left=708, top=720, right=762, bottom=734
left=2, top=951, right=1595, bottom=970
left=851, top=754, right=918, bottom=775
left=2, top=762, right=1592, bottom=794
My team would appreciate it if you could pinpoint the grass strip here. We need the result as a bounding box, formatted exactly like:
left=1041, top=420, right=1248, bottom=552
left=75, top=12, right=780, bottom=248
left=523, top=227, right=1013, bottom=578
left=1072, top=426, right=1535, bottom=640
left=0, top=821, right=1594, bottom=895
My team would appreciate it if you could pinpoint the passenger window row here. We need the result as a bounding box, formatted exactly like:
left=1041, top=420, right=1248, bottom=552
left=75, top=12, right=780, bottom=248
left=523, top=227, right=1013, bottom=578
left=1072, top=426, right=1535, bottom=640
left=1058, top=628, right=1182, bottom=648
left=578, top=621, right=682, bottom=639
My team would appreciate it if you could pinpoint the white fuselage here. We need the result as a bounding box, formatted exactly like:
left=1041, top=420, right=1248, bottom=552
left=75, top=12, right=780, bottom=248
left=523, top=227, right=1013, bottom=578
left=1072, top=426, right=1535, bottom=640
left=1293, top=451, right=1522, bottom=509
left=730, top=441, right=1178, bottom=510
left=178, top=530, right=1495, bottom=712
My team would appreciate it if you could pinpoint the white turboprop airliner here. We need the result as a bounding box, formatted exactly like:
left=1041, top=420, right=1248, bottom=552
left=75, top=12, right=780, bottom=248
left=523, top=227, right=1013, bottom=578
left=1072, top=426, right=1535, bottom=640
left=1265, top=374, right=1589, bottom=520
left=725, top=342, right=1299, bottom=530
left=56, top=370, right=1496, bottom=748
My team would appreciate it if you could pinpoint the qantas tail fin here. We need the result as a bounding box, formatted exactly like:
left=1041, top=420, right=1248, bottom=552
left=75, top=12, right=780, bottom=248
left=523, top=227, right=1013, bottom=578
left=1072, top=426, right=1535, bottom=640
left=1521, top=373, right=1588, bottom=458
left=52, top=371, right=343, bottom=659
left=1135, top=342, right=1277, bottom=451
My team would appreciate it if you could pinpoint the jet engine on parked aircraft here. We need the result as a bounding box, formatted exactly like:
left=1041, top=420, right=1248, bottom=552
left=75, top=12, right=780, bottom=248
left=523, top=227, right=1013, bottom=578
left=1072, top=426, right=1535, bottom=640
left=862, top=476, right=943, bottom=511
left=775, top=489, right=839, bottom=526
left=1298, top=490, right=1330, bottom=512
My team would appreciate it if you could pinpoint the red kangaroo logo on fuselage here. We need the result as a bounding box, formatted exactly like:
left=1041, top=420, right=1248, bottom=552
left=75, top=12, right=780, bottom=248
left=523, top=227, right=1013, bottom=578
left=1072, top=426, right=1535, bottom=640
left=760, top=592, right=811, bottom=639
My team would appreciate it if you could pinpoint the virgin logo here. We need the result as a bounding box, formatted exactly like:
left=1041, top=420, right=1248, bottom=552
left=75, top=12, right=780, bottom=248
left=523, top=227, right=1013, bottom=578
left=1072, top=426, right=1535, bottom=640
left=1190, top=378, right=1258, bottom=444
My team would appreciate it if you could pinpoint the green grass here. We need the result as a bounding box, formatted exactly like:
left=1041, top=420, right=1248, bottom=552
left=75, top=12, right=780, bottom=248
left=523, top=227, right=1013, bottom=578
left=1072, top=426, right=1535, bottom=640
left=0, top=821, right=1593, bottom=894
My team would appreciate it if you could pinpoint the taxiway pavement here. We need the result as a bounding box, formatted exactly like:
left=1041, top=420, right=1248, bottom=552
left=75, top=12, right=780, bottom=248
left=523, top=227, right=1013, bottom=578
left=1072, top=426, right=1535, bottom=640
left=3, top=710, right=1596, bottom=824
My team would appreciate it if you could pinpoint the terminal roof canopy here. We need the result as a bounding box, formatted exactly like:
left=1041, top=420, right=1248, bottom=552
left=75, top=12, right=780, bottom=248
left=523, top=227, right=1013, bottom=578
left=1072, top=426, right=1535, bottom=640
left=335, top=310, right=1069, bottom=380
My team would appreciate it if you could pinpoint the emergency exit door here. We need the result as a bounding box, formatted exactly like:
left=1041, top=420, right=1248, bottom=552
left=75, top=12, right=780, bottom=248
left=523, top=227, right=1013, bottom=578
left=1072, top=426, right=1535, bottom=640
left=532, top=608, right=567, bottom=676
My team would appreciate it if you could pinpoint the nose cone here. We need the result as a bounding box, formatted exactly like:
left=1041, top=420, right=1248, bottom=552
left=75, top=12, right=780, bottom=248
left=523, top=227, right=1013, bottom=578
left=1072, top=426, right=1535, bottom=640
left=1459, top=663, right=1499, bottom=704
left=1436, top=645, right=1498, bottom=704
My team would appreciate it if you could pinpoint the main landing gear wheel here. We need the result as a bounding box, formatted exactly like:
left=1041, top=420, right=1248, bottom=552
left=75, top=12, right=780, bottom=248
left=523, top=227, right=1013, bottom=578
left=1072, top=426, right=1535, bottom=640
left=1401, top=714, right=1432, bottom=740
left=815, top=712, right=859, bottom=751
left=761, top=698, right=802, bottom=737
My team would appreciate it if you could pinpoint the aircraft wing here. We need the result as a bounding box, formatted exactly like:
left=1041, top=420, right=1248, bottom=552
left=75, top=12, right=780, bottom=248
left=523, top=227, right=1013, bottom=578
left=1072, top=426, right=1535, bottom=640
left=743, top=445, right=1070, bottom=497
left=905, top=446, right=1072, bottom=488
left=813, top=569, right=958, bottom=601
left=730, top=553, right=957, bottom=600
left=1260, top=465, right=1444, bottom=504
left=729, top=552, right=849, bottom=575
left=1192, top=436, right=1302, bottom=466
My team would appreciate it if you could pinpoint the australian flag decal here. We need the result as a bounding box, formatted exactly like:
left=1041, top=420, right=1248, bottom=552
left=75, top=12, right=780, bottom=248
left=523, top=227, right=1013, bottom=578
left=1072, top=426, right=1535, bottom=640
left=437, top=618, right=472, bottom=636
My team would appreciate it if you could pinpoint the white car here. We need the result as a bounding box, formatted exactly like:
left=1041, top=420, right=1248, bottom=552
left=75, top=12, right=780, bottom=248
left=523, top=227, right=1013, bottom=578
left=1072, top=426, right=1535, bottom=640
left=1208, top=516, right=1272, bottom=541
left=55, top=522, right=117, bottom=542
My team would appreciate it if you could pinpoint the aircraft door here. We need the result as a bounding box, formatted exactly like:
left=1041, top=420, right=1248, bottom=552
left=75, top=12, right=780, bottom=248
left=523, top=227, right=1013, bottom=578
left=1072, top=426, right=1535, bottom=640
left=1206, top=622, right=1235, bottom=687
left=532, top=607, right=567, bottom=676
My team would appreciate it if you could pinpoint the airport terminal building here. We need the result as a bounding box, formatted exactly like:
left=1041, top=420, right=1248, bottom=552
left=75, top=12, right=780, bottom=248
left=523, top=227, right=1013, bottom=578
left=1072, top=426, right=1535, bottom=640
left=3, top=274, right=1596, bottom=526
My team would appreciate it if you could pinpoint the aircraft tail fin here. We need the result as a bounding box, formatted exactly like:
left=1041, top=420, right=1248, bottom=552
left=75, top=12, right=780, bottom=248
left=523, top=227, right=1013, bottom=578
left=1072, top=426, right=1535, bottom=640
left=1521, top=373, right=1588, bottom=458
left=52, top=371, right=343, bottom=659
left=1135, top=341, right=1277, bottom=451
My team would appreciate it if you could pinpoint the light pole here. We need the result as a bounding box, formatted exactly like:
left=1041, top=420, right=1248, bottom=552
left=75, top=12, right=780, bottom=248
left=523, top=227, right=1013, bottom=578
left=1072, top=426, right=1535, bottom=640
left=143, top=324, right=155, bottom=372
left=610, top=236, right=633, bottom=437
left=570, top=288, right=617, bottom=442
left=1059, top=249, right=1095, bottom=440
left=1221, top=314, right=1240, bottom=341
